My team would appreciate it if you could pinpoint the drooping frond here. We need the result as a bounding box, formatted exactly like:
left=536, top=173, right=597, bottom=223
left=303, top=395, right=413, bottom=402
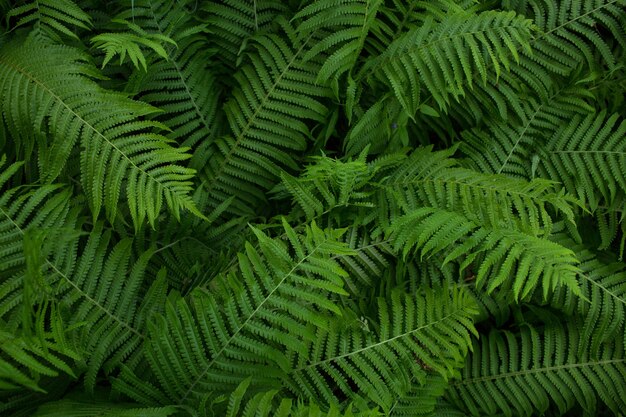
left=286, top=288, right=477, bottom=412
left=115, top=219, right=354, bottom=407
left=5, top=0, right=91, bottom=40
left=359, top=11, right=534, bottom=116
left=387, top=208, right=581, bottom=300
left=440, top=0, right=626, bottom=123
left=0, top=36, right=200, bottom=228
left=447, top=322, right=626, bottom=416
left=294, top=0, right=384, bottom=82
left=200, top=22, right=331, bottom=215
left=379, top=146, right=578, bottom=235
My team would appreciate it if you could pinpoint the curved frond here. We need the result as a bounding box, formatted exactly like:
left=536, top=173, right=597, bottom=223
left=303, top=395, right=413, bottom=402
left=115, top=219, right=354, bottom=407
left=200, top=23, right=331, bottom=215
left=539, top=111, right=626, bottom=211
left=295, top=0, right=384, bottom=82
left=121, top=0, right=224, bottom=159
left=0, top=36, right=200, bottom=228
left=359, top=11, right=533, bottom=115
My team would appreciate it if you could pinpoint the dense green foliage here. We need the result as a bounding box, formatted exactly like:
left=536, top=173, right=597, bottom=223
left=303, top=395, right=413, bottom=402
left=0, top=0, right=625, bottom=415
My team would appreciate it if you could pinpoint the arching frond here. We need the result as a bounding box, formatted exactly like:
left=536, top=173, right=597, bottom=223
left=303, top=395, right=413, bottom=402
left=286, top=288, right=477, bottom=412
left=447, top=322, right=626, bottom=416
left=200, top=22, right=331, bottom=215
left=0, top=36, right=200, bottom=228
left=549, top=232, right=626, bottom=356
left=359, top=11, right=534, bottom=116
left=379, top=146, right=578, bottom=236
left=115, top=219, right=354, bottom=407
left=438, top=0, right=626, bottom=123
left=460, top=83, right=594, bottom=177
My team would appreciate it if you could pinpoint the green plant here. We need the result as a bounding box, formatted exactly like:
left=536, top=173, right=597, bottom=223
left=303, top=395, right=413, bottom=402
left=1, top=0, right=625, bottom=416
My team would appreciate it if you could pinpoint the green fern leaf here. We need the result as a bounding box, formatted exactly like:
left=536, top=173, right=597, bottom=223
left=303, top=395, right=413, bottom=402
left=359, top=11, right=533, bottom=115
left=0, top=36, right=200, bottom=228
left=447, top=322, right=626, bottom=416
left=286, top=288, right=477, bottom=411
left=200, top=21, right=331, bottom=215
left=6, top=0, right=91, bottom=40
left=115, top=219, right=354, bottom=407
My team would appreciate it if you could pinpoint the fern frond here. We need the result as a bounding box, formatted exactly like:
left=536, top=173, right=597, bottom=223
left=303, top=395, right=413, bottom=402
left=6, top=0, right=91, bottom=40
left=278, top=151, right=376, bottom=223
left=286, top=288, right=477, bottom=411
left=201, top=0, right=288, bottom=69
left=460, top=83, right=594, bottom=177
left=0, top=324, right=79, bottom=393
left=388, top=375, right=448, bottom=417
left=294, top=0, right=384, bottom=82
left=539, top=111, right=626, bottom=212
left=212, top=377, right=380, bottom=417
left=380, top=147, right=578, bottom=236
left=359, top=11, right=533, bottom=115
left=549, top=232, right=626, bottom=356
left=447, top=322, right=626, bottom=416
left=200, top=23, right=331, bottom=215
left=387, top=208, right=581, bottom=300
left=0, top=36, right=200, bottom=228
left=115, top=219, right=354, bottom=407
left=119, top=0, right=224, bottom=161
left=91, top=19, right=176, bottom=71
left=434, top=0, right=626, bottom=123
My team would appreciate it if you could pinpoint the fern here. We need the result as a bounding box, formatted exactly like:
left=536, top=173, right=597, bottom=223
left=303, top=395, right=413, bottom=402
left=200, top=21, right=331, bottom=215
left=6, top=0, right=91, bottom=40
left=359, top=11, right=534, bottom=116
left=0, top=35, right=200, bottom=228
left=115, top=219, right=354, bottom=406
left=286, top=288, right=478, bottom=412
left=294, top=0, right=384, bottom=82
left=2, top=0, right=626, bottom=415
left=447, top=321, right=626, bottom=416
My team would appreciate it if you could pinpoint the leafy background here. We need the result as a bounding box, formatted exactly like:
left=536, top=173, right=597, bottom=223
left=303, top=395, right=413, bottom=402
left=0, top=0, right=625, bottom=416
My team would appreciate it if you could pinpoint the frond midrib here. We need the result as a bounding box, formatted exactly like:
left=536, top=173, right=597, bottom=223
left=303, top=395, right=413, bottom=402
left=293, top=309, right=461, bottom=371
left=145, top=1, right=215, bottom=137
left=202, top=35, right=313, bottom=198
left=452, top=357, right=626, bottom=385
